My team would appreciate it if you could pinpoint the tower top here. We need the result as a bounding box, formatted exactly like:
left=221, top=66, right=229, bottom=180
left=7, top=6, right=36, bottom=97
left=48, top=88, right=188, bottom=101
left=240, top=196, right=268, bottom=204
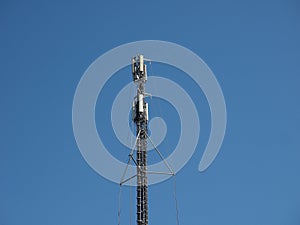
left=132, top=55, right=147, bottom=83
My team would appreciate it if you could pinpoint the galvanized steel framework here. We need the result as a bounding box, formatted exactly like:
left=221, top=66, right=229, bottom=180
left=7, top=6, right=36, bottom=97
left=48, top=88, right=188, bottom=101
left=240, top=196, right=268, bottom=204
left=119, top=55, right=175, bottom=225
left=132, top=55, right=148, bottom=225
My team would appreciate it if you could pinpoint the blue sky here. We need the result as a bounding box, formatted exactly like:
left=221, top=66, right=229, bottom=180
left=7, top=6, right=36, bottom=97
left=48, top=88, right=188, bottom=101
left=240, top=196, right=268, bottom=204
left=1, top=0, right=300, bottom=225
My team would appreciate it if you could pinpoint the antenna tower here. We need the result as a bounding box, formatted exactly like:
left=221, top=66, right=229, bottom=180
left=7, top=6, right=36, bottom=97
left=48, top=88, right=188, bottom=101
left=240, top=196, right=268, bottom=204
left=119, top=55, right=176, bottom=225
left=132, top=55, right=149, bottom=225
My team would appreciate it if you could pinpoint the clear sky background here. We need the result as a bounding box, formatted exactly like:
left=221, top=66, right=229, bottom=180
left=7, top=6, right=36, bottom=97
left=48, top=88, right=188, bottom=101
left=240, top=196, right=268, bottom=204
left=1, top=0, right=300, bottom=225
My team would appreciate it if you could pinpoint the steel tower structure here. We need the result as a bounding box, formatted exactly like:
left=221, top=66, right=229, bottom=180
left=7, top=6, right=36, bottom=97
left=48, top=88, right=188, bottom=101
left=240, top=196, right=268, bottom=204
left=119, top=55, right=174, bottom=225
left=131, top=55, right=149, bottom=225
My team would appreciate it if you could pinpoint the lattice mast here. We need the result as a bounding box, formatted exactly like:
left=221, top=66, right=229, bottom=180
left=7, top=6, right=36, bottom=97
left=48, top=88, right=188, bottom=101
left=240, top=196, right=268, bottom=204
left=131, top=55, right=149, bottom=225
